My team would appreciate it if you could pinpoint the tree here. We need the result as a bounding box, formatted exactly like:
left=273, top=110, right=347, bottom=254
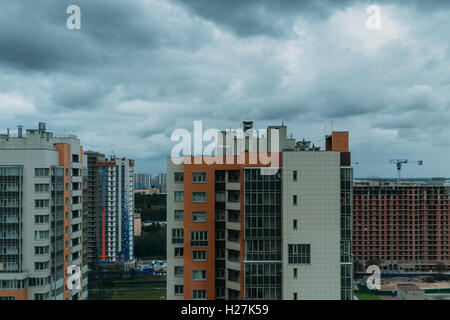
left=436, top=262, right=447, bottom=274
left=367, top=259, right=381, bottom=268
left=354, top=260, right=363, bottom=273
left=129, top=267, right=137, bottom=279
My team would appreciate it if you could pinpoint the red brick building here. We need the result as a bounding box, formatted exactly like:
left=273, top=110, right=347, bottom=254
left=353, top=182, right=450, bottom=272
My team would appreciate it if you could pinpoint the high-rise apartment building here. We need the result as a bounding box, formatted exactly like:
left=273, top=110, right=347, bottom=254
left=353, top=181, right=450, bottom=272
left=167, top=122, right=353, bottom=300
left=84, top=151, right=105, bottom=269
left=97, top=157, right=135, bottom=264
left=158, top=173, right=167, bottom=193
left=0, top=123, right=88, bottom=300
left=135, top=173, right=151, bottom=190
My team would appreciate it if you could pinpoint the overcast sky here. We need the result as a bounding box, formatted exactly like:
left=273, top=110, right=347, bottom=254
left=0, top=0, right=449, bottom=178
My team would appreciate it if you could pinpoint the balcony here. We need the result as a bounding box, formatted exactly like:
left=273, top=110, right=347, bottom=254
left=226, top=259, right=240, bottom=271
left=226, top=280, right=241, bottom=294
left=226, top=182, right=240, bottom=191
left=226, top=221, right=240, bottom=231
left=71, top=176, right=82, bottom=183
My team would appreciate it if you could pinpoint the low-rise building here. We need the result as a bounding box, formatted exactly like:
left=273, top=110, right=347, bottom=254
left=397, top=284, right=425, bottom=300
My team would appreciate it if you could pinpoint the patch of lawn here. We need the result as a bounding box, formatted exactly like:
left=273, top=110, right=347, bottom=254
left=355, top=293, right=381, bottom=300
left=111, top=287, right=165, bottom=300
left=89, top=284, right=166, bottom=300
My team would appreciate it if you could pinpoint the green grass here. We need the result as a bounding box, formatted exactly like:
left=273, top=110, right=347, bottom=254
left=355, top=293, right=381, bottom=300
left=89, top=284, right=166, bottom=300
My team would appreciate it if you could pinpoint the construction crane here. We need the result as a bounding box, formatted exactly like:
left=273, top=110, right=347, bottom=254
left=353, top=159, right=423, bottom=183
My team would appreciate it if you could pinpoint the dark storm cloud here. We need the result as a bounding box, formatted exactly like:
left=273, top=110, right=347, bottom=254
left=0, top=0, right=187, bottom=71
left=0, top=0, right=449, bottom=176
left=175, top=0, right=450, bottom=37
left=174, top=0, right=354, bottom=37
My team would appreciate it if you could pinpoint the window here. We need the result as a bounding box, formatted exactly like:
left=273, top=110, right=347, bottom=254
left=175, top=285, right=184, bottom=296
left=175, top=266, right=184, bottom=277
left=190, top=231, right=208, bottom=247
left=35, top=168, right=49, bottom=177
left=215, top=210, right=225, bottom=221
left=35, top=215, right=49, bottom=224
left=293, top=268, right=298, bottom=279
left=34, top=261, right=49, bottom=271
left=228, top=170, right=240, bottom=183
left=35, top=231, right=49, bottom=240
left=216, top=230, right=225, bottom=240
left=228, top=190, right=239, bottom=203
left=193, top=250, right=206, bottom=261
left=216, top=249, right=225, bottom=259
left=293, top=195, right=297, bottom=206
left=228, top=210, right=240, bottom=222
left=227, top=269, right=240, bottom=282
left=288, top=244, right=311, bottom=264
left=193, top=192, right=206, bottom=203
left=175, top=247, right=184, bottom=258
left=216, top=288, right=225, bottom=298
left=192, top=172, right=206, bottom=183
left=193, top=290, right=206, bottom=300
left=227, top=230, right=240, bottom=242
left=0, top=297, right=15, bottom=301
left=35, top=200, right=49, bottom=208
left=215, top=192, right=226, bottom=202
left=294, top=293, right=298, bottom=300
left=192, top=270, right=207, bottom=281
left=293, top=219, right=297, bottom=230
left=174, top=172, right=184, bottom=183
left=172, top=229, right=184, bottom=244
left=34, top=293, right=49, bottom=300
left=174, top=210, right=184, bottom=221
left=35, top=184, right=49, bottom=193
left=174, top=191, right=184, bottom=202
left=215, top=171, right=225, bottom=182
left=34, top=246, right=49, bottom=255
left=192, top=211, right=206, bottom=222
left=216, top=268, right=225, bottom=278
left=227, top=249, right=240, bottom=262
left=293, top=170, right=297, bottom=181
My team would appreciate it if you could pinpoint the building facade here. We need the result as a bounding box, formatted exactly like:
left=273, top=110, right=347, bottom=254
left=166, top=122, right=353, bottom=300
left=97, top=157, right=135, bottom=264
left=84, top=151, right=105, bottom=269
left=0, top=123, right=88, bottom=300
left=353, top=182, right=450, bottom=272
left=135, top=173, right=151, bottom=190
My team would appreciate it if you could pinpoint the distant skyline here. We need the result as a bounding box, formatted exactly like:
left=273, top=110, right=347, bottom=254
left=1, top=0, right=449, bottom=178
